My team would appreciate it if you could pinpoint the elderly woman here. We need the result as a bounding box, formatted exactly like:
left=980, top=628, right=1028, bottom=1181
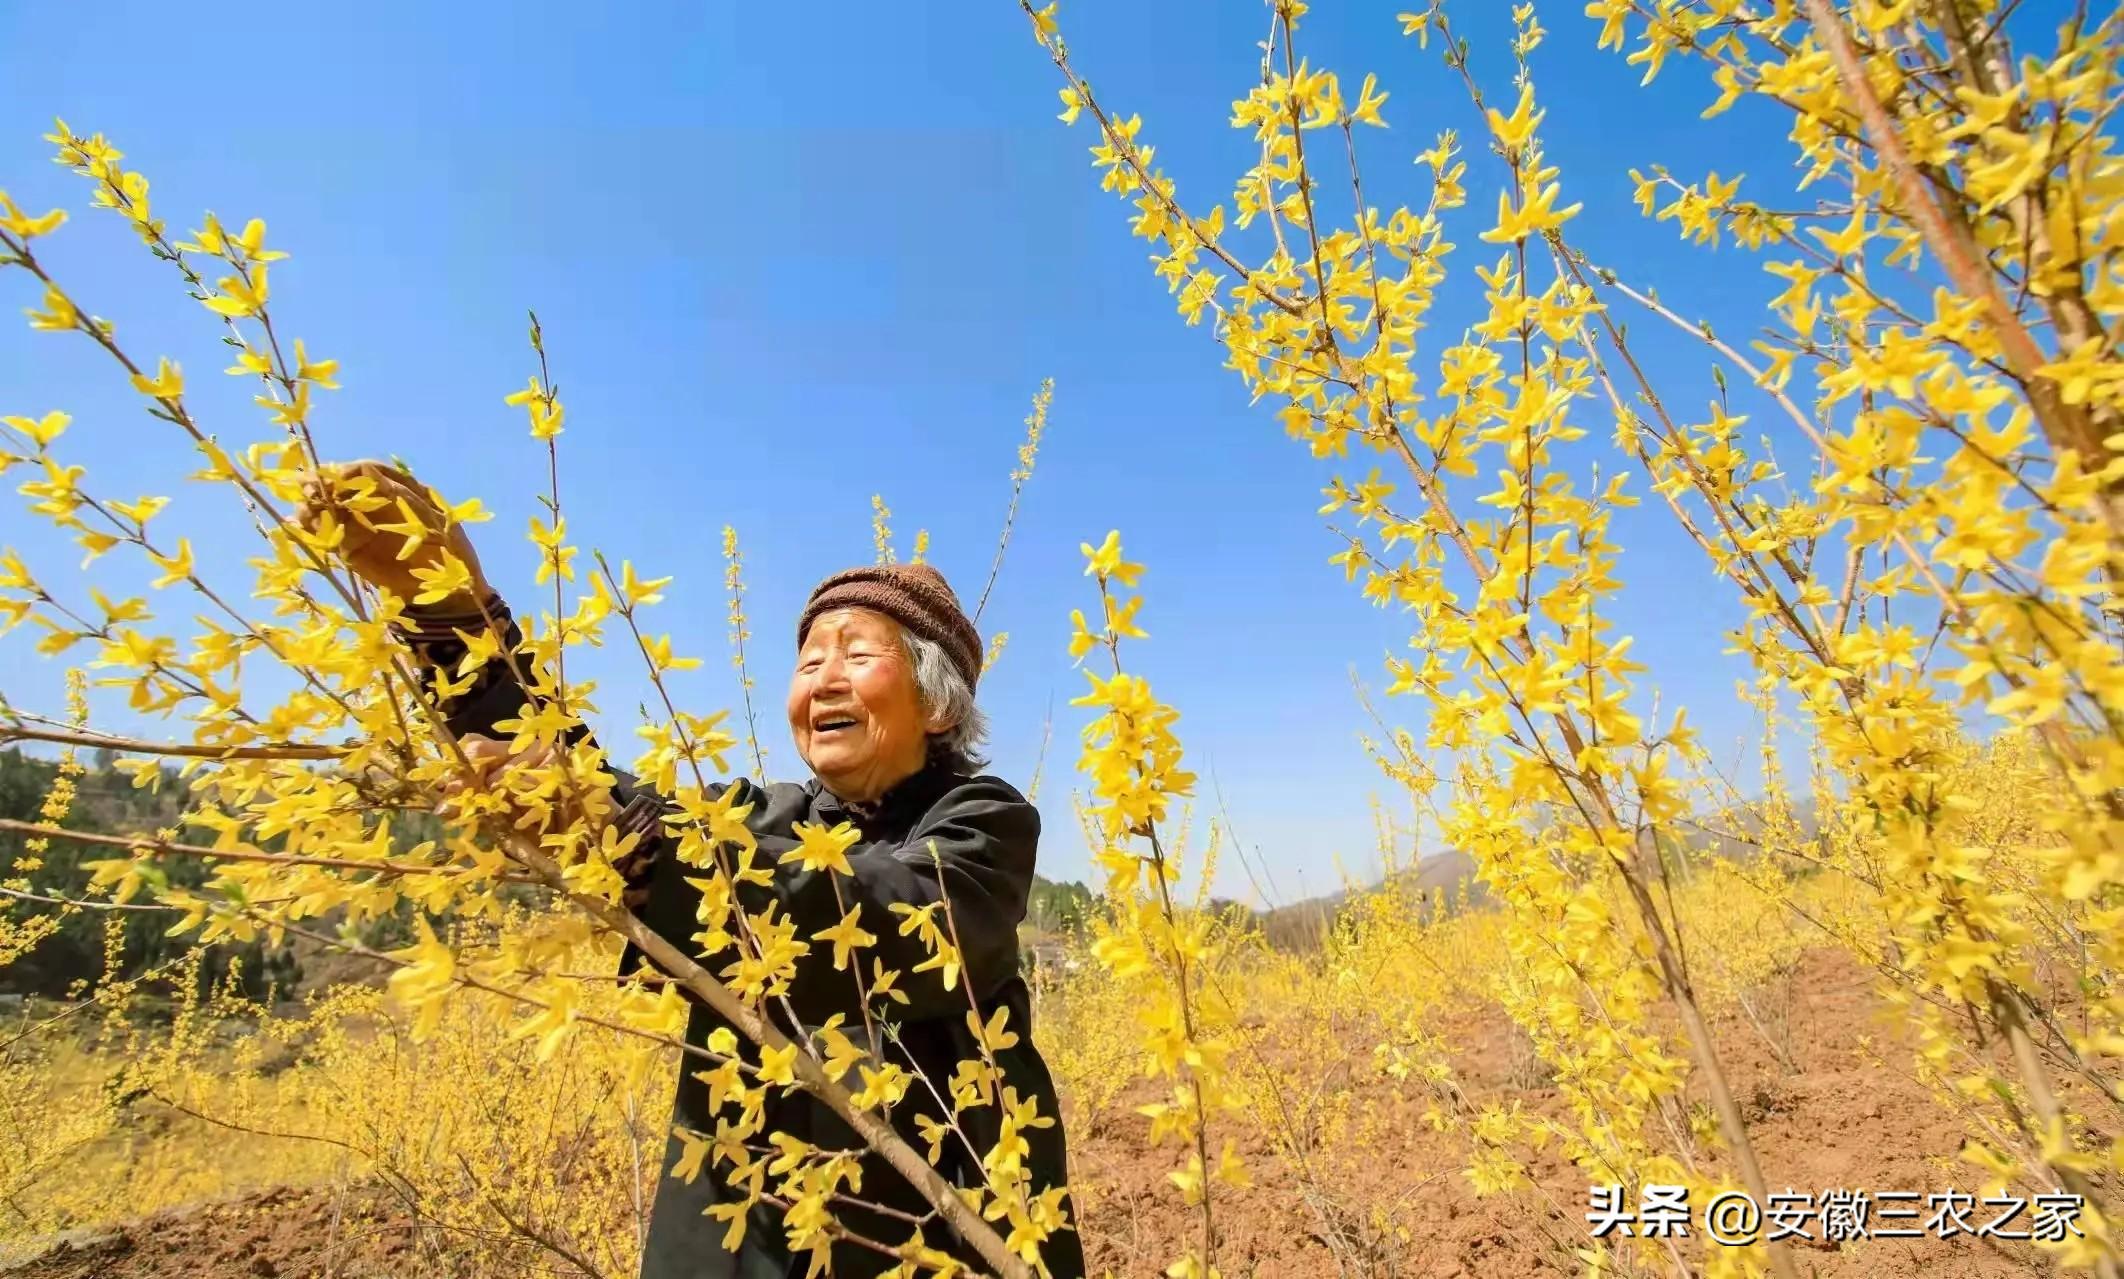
left=303, top=462, right=1084, bottom=1279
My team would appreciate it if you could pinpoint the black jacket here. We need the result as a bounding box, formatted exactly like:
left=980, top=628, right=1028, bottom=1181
left=419, top=608, right=1086, bottom=1279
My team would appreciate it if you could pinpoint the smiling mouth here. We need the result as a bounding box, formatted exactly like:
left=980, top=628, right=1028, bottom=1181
left=813, top=718, right=859, bottom=734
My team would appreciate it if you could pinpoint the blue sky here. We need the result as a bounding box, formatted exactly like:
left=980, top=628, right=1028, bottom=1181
left=0, top=2, right=1987, bottom=900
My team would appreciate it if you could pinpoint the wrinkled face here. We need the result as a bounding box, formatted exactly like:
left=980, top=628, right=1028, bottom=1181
left=788, top=608, right=935, bottom=804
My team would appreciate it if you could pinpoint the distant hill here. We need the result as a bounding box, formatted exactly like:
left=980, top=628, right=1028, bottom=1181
left=1250, top=796, right=1823, bottom=950
left=0, top=746, right=307, bottom=1000
left=1255, top=850, right=1476, bottom=949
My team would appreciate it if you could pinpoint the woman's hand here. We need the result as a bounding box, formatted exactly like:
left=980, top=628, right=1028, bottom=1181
left=436, top=733, right=524, bottom=817
left=438, top=734, right=655, bottom=909
left=436, top=734, right=563, bottom=821
left=295, top=459, right=490, bottom=611
left=435, top=734, right=587, bottom=829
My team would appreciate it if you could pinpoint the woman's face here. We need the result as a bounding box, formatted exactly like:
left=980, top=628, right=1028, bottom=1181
left=788, top=608, right=933, bottom=804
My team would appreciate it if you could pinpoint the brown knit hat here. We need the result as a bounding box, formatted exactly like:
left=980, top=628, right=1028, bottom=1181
left=798, top=563, right=983, bottom=690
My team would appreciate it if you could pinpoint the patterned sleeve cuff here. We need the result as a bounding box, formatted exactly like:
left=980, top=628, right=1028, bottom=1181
left=391, top=591, right=509, bottom=642
left=389, top=593, right=514, bottom=668
left=609, top=776, right=669, bottom=913
left=385, top=591, right=533, bottom=739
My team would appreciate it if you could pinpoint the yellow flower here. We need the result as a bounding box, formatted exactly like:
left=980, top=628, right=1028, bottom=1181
left=224, top=345, right=271, bottom=377
left=175, top=212, right=226, bottom=255
left=757, top=1041, right=798, bottom=1087
left=1477, top=178, right=1580, bottom=244
left=1067, top=609, right=1099, bottom=660
left=1484, top=84, right=1541, bottom=151
left=146, top=538, right=193, bottom=588
left=0, top=192, right=66, bottom=238
left=851, top=1063, right=909, bottom=1110
left=129, top=356, right=183, bottom=399
left=619, top=560, right=672, bottom=607
left=231, top=216, right=288, bottom=263
left=2, top=411, right=69, bottom=449
left=202, top=267, right=269, bottom=317
left=2037, top=337, right=2123, bottom=408
left=968, top=1004, right=1020, bottom=1054
left=25, top=284, right=78, bottom=330
left=1350, top=73, right=1388, bottom=127
left=409, top=554, right=473, bottom=605
left=783, top=820, right=861, bottom=877
left=814, top=905, right=875, bottom=971
left=293, top=339, right=340, bottom=388
left=1080, top=529, right=1143, bottom=585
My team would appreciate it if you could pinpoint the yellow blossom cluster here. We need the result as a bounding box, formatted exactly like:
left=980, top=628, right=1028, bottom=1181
left=0, top=115, right=1073, bottom=1279
left=1018, top=0, right=2123, bottom=1273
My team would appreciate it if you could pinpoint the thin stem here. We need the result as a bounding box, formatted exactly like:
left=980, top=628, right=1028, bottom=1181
left=0, top=818, right=530, bottom=880
left=974, top=379, right=1053, bottom=623
left=1800, top=0, right=2112, bottom=515
left=0, top=724, right=339, bottom=761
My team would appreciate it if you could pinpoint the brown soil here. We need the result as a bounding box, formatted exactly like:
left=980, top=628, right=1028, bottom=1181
left=1067, top=947, right=2058, bottom=1278
left=2, top=948, right=2078, bottom=1278
left=3, top=1184, right=420, bottom=1279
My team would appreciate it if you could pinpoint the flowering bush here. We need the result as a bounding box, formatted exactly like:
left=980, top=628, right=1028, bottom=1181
left=3, top=1, right=2122, bottom=1276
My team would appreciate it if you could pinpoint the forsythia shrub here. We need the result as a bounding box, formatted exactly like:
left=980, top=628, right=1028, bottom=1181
left=1015, top=0, right=2122, bottom=1275
left=0, top=120, right=1069, bottom=1278
left=0, top=1, right=2120, bottom=1277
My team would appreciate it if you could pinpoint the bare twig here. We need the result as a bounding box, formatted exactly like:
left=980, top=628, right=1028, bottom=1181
left=0, top=724, right=340, bottom=761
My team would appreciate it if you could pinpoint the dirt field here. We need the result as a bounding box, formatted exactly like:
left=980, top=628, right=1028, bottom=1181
left=1066, top=947, right=2047, bottom=1278
left=3, top=948, right=2068, bottom=1278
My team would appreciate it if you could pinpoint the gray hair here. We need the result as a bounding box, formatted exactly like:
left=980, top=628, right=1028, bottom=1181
left=898, top=625, right=989, bottom=774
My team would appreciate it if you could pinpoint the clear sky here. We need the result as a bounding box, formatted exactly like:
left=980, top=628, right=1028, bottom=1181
left=0, top=2, right=2047, bottom=901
